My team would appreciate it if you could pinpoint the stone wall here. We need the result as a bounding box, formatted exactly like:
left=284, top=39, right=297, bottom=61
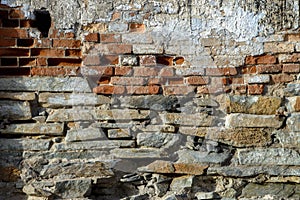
left=0, top=0, right=300, bottom=199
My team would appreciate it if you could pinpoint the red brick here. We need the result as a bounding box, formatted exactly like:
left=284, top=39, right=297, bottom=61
left=0, top=67, right=30, bottom=76
left=241, top=66, right=256, bottom=74
left=110, top=77, right=145, bottom=85
left=279, top=53, right=300, bottom=63
left=17, top=39, right=34, bottom=47
left=100, top=34, right=121, bottom=43
left=256, top=65, right=282, bottom=74
left=1, top=58, right=18, bottom=66
left=139, top=55, right=156, bottom=66
left=0, top=28, right=28, bottom=38
left=49, top=29, right=64, bottom=38
left=2, top=19, right=19, bottom=27
left=271, top=74, right=294, bottom=83
left=9, top=9, right=25, bottom=19
left=20, top=19, right=35, bottom=28
left=53, top=39, right=81, bottom=48
left=98, top=77, right=110, bottom=84
left=126, top=86, right=160, bottom=94
left=159, top=67, right=174, bottom=77
left=93, top=85, right=125, bottom=94
left=19, top=58, right=36, bottom=66
left=129, top=23, right=146, bottom=32
left=65, top=49, right=82, bottom=57
left=157, top=56, right=173, bottom=66
left=174, top=57, right=184, bottom=65
left=227, top=77, right=244, bottom=85
left=31, top=48, right=65, bottom=57
left=115, top=66, right=133, bottom=76
left=256, top=55, right=277, bottom=64
left=162, top=78, right=184, bottom=85
left=206, top=67, right=237, bottom=76
left=31, top=67, right=79, bottom=76
left=84, top=33, right=99, bottom=42
left=248, top=84, right=264, bottom=95
left=0, top=48, right=29, bottom=56
left=245, top=56, right=257, bottom=65
left=163, top=86, right=195, bottom=95
left=134, top=67, right=159, bottom=76
left=148, top=78, right=161, bottom=85
left=83, top=55, right=118, bottom=66
left=0, top=38, right=15, bottom=47
left=185, top=76, right=209, bottom=85
left=36, top=57, right=47, bottom=66
left=282, top=64, right=300, bottom=73
left=48, top=58, right=82, bottom=66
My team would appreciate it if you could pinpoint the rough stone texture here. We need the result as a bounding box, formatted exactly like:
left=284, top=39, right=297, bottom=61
left=225, top=113, right=283, bottom=128
left=0, top=100, right=32, bottom=120
left=0, top=123, right=64, bottom=135
left=287, top=114, right=300, bottom=132
left=0, top=139, right=50, bottom=151
left=226, top=96, right=282, bottom=115
left=0, top=77, right=91, bottom=92
left=0, top=92, right=36, bottom=101
left=137, top=132, right=181, bottom=148
left=161, top=113, right=216, bottom=126
left=65, top=127, right=105, bottom=142
left=287, top=96, right=300, bottom=112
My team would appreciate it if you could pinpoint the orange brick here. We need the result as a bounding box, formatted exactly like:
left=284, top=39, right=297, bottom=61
left=129, top=23, right=146, bottom=32
left=206, top=67, right=237, bottom=76
left=93, top=85, right=125, bottom=94
left=95, top=44, right=132, bottom=54
left=126, top=86, right=160, bottom=94
left=233, top=84, right=247, bottom=94
left=0, top=48, right=29, bottom=56
left=0, top=38, right=15, bottom=47
left=48, top=58, right=82, bottom=66
left=100, top=34, right=121, bottom=43
left=98, top=77, right=110, bottom=84
left=162, top=78, right=184, bottom=85
left=0, top=28, right=28, bottom=38
left=174, top=57, right=185, bottom=65
left=31, top=48, right=65, bottom=57
left=115, top=66, right=133, bottom=76
left=286, top=34, right=300, bottom=41
left=19, top=58, right=36, bottom=66
left=241, top=66, right=257, bottom=74
left=20, top=19, right=35, bottom=28
left=31, top=67, right=79, bottom=76
left=84, top=33, right=99, bottom=42
left=81, top=66, right=114, bottom=76
left=282, top=64, right=300, bottom=73
left=83, top=55, right=118, bottom=66
left=272, top=74, right=294, bottom=83
left=35, top=38, right=51, bottom=48
left=185, top=76, right=209, bottom=85
left=248, top=84, right=264, bottom=95
left=65, top=49, right=82, bottom=57
left=256, top=55, right=277, bottom=64
left=64, top=32, right=75, bottom=39
left=36, top=57, right=47, bottom=66
left=160, top=67, right=174, bottom=77
left=256, top=65, right=282, bottom=74
left=53, top=39, right=81, bottom=48
left=9, top=9, right=25, bottom=19
left=134, top=67, right=159, bottom=76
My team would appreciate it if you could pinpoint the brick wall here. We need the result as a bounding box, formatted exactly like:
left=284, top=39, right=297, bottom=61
left=0, top=1, right=300, bottom=199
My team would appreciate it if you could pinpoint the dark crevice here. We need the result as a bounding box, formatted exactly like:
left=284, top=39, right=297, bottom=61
left=33, top=8, right=51, bottom=38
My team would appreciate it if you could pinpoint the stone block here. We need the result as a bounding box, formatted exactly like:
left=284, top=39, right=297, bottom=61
left=137, top=132, right=181, bottom=148
left=0, top=92, right=35, bottom=101
left=273, top=130, right=300, bottom=148
left=0, top=138, right=50, bottom=151
left=122, top=33, right=153, bottom=44
left=39, top=93, right=110, bottom=107
left=226, top=95, right=282, bottom=115
left=138, top=160, right=174, bottom=173
left=284, top=83, right=300, bottom=96
left=233, top=148, right=300, bottom=165
left=53, top=179, right=92, bottom=198
left=0, top=100, right=31, bottom=120
left=287, top=114, right=300, bottom=132
left=1, top=123, right=64, bottom=135
left=161, top=113, right=216, bottom=126
left=0, top=77, right=91, bottom=92
left=173, top=163, right=208, bottom=175
left=244, top=75, right=270, bottom=84
left=170, top=175, right=194, bottom=192
left=133, top=44, right=163, bottom=54
left=65, top=127, right=105, bottom=142
left=287, top=97, right=300, bottom=112
left=110, top=148, right=164, bottom=158
left=107, top=128, right=131, bottom=139
left=119, top=55, right=138, bottom=66
left=225, top=113, right=283, bottom=128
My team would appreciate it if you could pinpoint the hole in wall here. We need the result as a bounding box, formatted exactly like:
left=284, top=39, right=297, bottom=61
left=33, top=8, right=51, bottom=38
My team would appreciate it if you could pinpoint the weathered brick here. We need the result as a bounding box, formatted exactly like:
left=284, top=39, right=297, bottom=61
left=278, top=53, right=300, bottom=63
left=31, top=48, right=65, bottom=57
left=174, top=57, right=185, bottom=65
left=134, top=67, right=159, bottom=76
left=64, top=32, right=75, bottom=39
left=272, top=74, right=294, bottom=83
left=241, top=66, right=257, bottom=74
left=19, top=58, right=36, bottom=66
left=35, top=38, right=51, bottom=48
left=9, top=9, right=25, bottom=19
left=31, top=67, right=79, bottom=76
left=20, top=19, right=35, bottom=27
left=185, top=76, right=209, bottom=85
left=100, top=33, right=121, bottom=43
left=48, top=58, right=82, bottom=66
left=129, top=23, right=146, bottom=32
left=126, top=86, right=160, bottom=94
left=283, top=64, right=300, bottom=73
left=115, top=66, right=133, bottom=76
left=157, top=56, right=174, bottom=66
left=139, top=55, right=156, bottom=66
left=53, top=39, right=81, bottom=48
left=65, top=49, right=82, bottom=57
left=36, top=57, right=47, bottom=66
left=133, top=44, right=163, bottom=54
left=84, top=33, right=99, bottom=42
left=83, top=55, right=118, bottom=65
left=264, top=42, right=294, bottom=53
left=206, top=67, right=237, bottom=76
left=0, top=48, right=29, bottom=56
left=110, top=77, right=145, bottom=85
left=257, top=55, right=277, bottom=64
left=79, top=66, right=113, bottom=76
left=256, top=65, right=282, bottom=74
left=248, top=84, right=264, bottom=95
left=245, top=75, right=270, bottom=84
left=159, top=67, right=175, bottom=77
left=232, top=84, right=247, bottom=94
left=93, top=43, right=132, bottom=54
left=93, top=85, right=125, bottom=94
left=163, top=86, right=195, bottom=95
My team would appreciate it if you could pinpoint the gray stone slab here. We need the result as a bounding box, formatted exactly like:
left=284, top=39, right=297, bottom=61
left=66, top=127, right=106, bottom=142
left=1, top=123, right=64, bottom=135
left=0, top=100, right=32, bottom=120
left=0, top=77, right=91, bottom=92
left=0, top=138, right=50, bottom=151
left=287, top=114, right=300, bottom=132
left=161, top=113, right=216, bottom=126
left=0, top=92, right=36, bottom=101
